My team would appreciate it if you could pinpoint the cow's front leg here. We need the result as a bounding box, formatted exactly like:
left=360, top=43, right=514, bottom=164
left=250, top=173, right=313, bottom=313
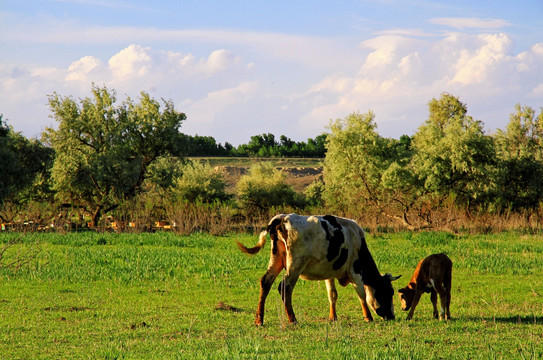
left=325, top=279, right=338, bottom=321
left=352, top=283, right=373, bottom=322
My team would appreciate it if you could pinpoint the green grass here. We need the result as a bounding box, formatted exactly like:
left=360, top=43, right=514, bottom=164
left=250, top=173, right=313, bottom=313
left=1, top=230, right=542, bottom=359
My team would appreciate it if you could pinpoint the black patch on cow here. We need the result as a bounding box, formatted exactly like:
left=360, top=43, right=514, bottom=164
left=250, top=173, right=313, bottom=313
left=332, top=248, right=348, bottom=270
left=321, top=215, right=345, bottom=262
left=323, top=215, right=341, bottom=228
left=352, top=236, right=381, bottom=288
left=268, top=218, right=283, bottom=255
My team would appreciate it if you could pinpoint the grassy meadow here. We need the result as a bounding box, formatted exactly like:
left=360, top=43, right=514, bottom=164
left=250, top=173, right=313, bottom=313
left=0, top=230, right=542, bottom=359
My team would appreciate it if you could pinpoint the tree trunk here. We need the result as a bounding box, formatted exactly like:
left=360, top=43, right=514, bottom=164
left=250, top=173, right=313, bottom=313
left=90, top=206, right=102, bottom=228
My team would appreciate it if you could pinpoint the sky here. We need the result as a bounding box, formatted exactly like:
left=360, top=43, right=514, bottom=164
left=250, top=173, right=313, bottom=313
left=1, top=0, right=543, bottom=145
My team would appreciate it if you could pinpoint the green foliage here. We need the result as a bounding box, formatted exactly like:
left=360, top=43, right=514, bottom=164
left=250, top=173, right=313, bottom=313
left=44, top=85, right=186, bottom=225
left=492, top=105, right=543, bottom=211
left=173, top=161, right=231, bottom=203
left=495, top=104, right=543, bottom=161
left=234, top=133, right=326, bottom=157
left=323, top=112, right=417, bottom=224
left=145, top=156, right=184, bottom=191
left=0, top=115, right=53, bottom=208
left=304, top=178, right=325, bottom=207
left=236, top=162, right=302, bottom=212
left=412, top=93, right=495, bottom=208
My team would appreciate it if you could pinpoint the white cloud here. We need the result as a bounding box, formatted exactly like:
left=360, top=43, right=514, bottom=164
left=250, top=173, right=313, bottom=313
left=299, top=31, right=543, bottom=137
left=66, top=56, right=103, bottom=82
left=109, top=44, right=152, bottom=79
left=1, top=27, right=542, bottom=144
left=451, top=33, right=513, bottom=85
left=0, top=45, right=254, bottom=139
left=430, top=17, right=511, bottom=30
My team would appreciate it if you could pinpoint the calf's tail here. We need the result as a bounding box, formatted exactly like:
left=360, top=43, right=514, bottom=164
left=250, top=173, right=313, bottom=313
left=236, top=231, right=268, bottom=255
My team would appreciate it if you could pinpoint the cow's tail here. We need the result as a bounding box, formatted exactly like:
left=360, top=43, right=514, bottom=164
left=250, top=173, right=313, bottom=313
left=237, top=230, right=268, bottom=255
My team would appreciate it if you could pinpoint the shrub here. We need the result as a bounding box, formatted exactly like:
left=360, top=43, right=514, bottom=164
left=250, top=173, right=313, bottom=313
left=236, top=163, right=303, bottom=213
left=304, top=178, right=325, bottom=207
left=173, top=161, right=231, bottom=203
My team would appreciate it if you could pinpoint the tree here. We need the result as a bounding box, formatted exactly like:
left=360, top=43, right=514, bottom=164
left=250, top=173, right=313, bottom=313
left=494, top=104, right=543, bottom=161
left=0, top=116, right=53, bottom=214
left=492, top=105, right=543, bottom=211
left=323, top=111, right=417, bottom=225
left=411, top=93, right=495, bottom=213
left=44, top=85, right=186, bottom=226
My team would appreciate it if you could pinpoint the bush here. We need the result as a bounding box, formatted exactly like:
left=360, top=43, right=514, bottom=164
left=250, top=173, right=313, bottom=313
left=304, top=178, right=325, bottom=207
left=236, top=163, right=303, bottom=212
left=173, top=161, right=231, bottom=203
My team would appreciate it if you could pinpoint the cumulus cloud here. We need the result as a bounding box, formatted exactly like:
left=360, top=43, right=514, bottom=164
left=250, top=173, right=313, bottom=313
left=0, top=45, right=253, bottom=138
left=66, top=56, right=104, bottom=82
left=299, top=31, right=543, bottom=137
left=1, top=28, right=542, bottom=144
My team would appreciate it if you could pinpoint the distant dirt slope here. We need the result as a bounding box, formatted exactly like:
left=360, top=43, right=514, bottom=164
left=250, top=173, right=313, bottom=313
left=214, top=165, right=323, bottom=193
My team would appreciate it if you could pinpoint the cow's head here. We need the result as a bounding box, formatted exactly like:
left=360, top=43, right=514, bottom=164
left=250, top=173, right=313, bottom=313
left=366, top=273, right=401, bottom=320
left=397, top=286, right=415, bottom=311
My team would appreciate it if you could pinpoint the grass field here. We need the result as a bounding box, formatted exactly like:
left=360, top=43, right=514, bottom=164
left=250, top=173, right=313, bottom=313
left=1, top=230, right=542, bottom=359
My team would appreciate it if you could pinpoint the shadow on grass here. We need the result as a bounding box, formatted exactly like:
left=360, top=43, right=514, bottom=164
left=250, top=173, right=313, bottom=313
left=462, top=315, right=543, bottom=324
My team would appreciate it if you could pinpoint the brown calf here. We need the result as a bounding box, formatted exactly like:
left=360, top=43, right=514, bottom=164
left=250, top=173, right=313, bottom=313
left=398, top=253, right=452, bottom=320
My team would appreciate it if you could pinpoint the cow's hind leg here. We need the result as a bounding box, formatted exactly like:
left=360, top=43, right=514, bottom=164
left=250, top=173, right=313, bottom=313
left=325, top=279, right=338, bottom=321
left=279, top=257, right=309, bottom=324
left=255, top=257, right=284, bottom=326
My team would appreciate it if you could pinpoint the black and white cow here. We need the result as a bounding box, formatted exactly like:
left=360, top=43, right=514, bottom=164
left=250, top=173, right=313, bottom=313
left=237, top=213, right=401, bottom=325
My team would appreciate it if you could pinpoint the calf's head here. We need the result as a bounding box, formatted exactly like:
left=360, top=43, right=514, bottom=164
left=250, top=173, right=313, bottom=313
left=397, top=287, right=415, bottom=311
left=366, top=273, right=401, bottom=320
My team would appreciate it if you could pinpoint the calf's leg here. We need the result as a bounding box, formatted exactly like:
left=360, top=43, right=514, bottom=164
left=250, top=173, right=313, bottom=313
left=443, top=269, right=452, bottom=320
left=406, top=290, right=423, bottom=320
left=434, top=283, right=449, bottom=320
left=430, top=289, right=439, bottom=319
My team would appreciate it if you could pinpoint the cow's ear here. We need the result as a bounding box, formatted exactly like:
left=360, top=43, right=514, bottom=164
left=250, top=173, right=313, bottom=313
left=383, top=273, right=402, bottom=281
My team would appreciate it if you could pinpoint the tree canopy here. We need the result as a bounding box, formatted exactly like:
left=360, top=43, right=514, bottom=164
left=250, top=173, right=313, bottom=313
left=44, top=85, right=186, bottom=226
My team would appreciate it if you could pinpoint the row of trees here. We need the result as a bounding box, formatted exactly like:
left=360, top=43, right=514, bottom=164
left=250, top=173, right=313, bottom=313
left=323, top=95, right=543, bottom=228
left=180, top=133, right=326, bottom=157
left=1, top=85, right=542, bottom=230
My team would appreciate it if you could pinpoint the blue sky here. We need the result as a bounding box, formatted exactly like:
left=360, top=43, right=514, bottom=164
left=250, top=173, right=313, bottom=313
left=1, top=0, right=542, bottom=145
